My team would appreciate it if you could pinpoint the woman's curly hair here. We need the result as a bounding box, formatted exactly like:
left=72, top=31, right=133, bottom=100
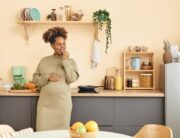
left=43, top=27, right=67, bottom=44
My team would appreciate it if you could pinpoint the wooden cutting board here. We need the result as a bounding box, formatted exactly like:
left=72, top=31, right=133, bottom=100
left=9, top=90, right=37, bottom=93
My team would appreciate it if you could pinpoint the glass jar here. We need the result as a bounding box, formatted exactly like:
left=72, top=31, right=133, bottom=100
left=59, top=6, right=64, bottom=21
left=140, top=74, right=152, bottom=87
left=131, top=57, right=141, bottom=70
left=132, top=79, right=139, bottom=88
left=127, top=78, right=132, bottom=87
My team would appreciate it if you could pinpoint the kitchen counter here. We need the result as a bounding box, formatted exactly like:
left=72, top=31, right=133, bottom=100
left=0, top=89, right=164, bottom=97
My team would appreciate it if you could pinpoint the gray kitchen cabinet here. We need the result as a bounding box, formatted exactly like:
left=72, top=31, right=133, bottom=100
left=113, top=97, right=164, bottom=135
left=0, top=96, right=164, bottom=136
left=114, top=98, right=164, bottom=126
left=71, top=97, right=114, bottom=126
left=0, top=97, right=32, bottom=131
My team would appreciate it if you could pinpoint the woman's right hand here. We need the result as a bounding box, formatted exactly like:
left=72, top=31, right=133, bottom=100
left=48, top=73, right=60, bottom=82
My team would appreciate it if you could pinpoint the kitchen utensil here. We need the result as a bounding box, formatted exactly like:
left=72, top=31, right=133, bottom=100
left=78, top=85, right=102, bottom=93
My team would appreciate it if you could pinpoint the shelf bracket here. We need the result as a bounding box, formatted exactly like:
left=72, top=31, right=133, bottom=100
left=23, top=24, right=31, bottom=42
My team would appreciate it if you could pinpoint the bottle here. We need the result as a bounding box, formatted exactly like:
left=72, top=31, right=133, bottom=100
left=51, top=9, right=57, bottom=21
left=104, top=76, right=108, bottom=90
left=114, top=69, right=122, bottom=90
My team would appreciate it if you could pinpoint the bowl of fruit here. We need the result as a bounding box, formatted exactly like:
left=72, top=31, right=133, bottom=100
left=69, top=120, right=99, bottom=138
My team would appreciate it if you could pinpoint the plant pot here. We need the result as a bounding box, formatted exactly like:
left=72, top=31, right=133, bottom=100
left=98, top=13, right=107, bottom=21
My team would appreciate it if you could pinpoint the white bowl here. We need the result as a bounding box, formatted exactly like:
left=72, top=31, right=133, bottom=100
left=1, top=83, right=13, bottom=91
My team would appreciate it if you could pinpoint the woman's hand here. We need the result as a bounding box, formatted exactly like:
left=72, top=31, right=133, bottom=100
left=62, top=50, right=69, bottom=60
left=48, top=73, right=61, bottom=82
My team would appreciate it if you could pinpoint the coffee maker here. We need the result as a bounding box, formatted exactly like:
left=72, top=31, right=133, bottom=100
left=12, top=66, right=25, bottom=87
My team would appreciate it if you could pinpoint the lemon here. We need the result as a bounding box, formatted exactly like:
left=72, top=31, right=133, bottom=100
left=85, top=120, right=99, bottom=132
left=71, top=122, right=84, bottom=131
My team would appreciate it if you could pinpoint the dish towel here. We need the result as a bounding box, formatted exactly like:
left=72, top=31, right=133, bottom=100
left=91, top=40, right=101, bottom=69
left=0, top=128, right=33, bottom=138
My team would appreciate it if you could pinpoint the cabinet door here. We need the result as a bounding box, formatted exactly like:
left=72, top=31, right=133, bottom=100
left=71, top=97, right=113, bottom=125
left=31, top=97, right=39, bottom=131
left=0, top=97, right=31, bottom=131
left=114, top=98, right=164, bottom=126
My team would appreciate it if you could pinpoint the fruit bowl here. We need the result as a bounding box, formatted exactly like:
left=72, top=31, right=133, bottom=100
left=69, top=130, right=98, bottom=138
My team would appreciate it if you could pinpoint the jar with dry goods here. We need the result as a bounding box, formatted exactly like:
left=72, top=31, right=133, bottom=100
left=140, top=74, right=152, bottom=87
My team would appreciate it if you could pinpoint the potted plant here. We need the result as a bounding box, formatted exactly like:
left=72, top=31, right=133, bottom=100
left=93, top=9, right=112, bottom=53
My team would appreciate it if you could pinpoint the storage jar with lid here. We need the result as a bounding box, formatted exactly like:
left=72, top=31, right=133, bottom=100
left=140, top=74, right=152, bottom=87
left=131, top=57, right=140, bottom=70
left=132, top=79, right=139, bottom=88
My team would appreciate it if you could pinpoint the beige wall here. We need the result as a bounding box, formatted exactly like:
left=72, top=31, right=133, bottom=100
left=0, top=0, right=180, bottom=88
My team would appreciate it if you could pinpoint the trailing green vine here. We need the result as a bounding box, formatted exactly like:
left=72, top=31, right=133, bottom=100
left=93, top=9, right=112, bottom=53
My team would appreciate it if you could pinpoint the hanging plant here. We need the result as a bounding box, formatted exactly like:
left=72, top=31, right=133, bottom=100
left=93, top=9, right=112, bottom=53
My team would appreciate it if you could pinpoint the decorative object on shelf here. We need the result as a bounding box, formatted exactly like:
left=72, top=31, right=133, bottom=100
left=93, top=9, right=112, bottom=53
left=163, top=40, right=173, bottom=64
left=70, top=10, right=84, bottom=21
left=21, top=8, right=40, bottom=21
left=59, top=6, right=64, bottom=21
left=46, top=9, right=57, bottom=21
left=128, top=46, right=135, bottom=52
left=142, top=46, right=148, bottom=52
left=64, top=5, right=72, bottom=21
left=141, top=61, right=152, bottom=70
left=135, top=46, right=141, bottom=52
left=51, top=9, right=57, bottom=21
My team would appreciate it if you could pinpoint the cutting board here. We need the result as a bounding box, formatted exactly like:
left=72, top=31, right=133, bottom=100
left=9, top=89, right=37, bottom=93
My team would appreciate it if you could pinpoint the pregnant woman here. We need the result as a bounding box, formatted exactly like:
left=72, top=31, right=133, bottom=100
left=33, top=27, right=79, bottom=131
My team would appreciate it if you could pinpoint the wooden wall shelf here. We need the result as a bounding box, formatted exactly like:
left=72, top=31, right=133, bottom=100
left=17, top=20, right=94, bottom=41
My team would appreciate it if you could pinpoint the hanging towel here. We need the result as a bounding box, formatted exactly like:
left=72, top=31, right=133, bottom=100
left=91, top=40, right=101, bottom=69
left=91, top=24, right=101, bottom=69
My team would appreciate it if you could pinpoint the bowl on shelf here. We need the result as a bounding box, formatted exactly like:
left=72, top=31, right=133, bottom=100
left=1, top=83, right=13, bottom=91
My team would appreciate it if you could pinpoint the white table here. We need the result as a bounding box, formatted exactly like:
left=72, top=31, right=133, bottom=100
left=14, top=130, right=133, bottom=138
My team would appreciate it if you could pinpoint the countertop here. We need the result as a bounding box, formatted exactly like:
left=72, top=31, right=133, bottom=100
left=0, top=88, right=164, bottom=97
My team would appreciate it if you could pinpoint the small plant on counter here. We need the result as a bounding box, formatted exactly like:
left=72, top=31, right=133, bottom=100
left=93, top=9, right=112, bottom=53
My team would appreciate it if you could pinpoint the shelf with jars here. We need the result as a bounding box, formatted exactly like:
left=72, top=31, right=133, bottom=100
left=123, top=51, right=155, bottom=90
left=17, top=7, right=93, bottom=41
